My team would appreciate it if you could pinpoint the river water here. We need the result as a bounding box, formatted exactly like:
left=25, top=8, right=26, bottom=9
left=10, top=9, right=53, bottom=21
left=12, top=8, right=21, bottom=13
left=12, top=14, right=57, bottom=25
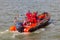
left=0, top=0, right=60, bottom=40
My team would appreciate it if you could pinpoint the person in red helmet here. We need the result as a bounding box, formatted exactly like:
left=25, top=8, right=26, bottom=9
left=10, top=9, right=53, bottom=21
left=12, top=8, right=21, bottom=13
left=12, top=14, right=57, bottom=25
left=23, top=10, right=32, bottom=26
left=31, top=11, right=38, bottom=23
left=26, top=10, right=35, bottom=23
left=26, top=10, right=32, bottom=19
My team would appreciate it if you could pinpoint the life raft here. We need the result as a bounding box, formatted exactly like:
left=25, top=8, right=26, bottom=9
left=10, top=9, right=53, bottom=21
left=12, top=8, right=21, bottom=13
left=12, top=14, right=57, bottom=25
left=9, top=13, right=50, bottom=32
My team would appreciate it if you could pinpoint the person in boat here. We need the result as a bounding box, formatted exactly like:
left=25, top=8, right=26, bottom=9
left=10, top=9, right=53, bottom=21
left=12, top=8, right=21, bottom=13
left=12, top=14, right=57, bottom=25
left=23, top=11, right=38, bottom=27
left=26, top=11, right=38, bottom=23
left=38, top=12, right=48, bottom=20
left=26, top=10, right=32, bottom=19
left=31, top=11, right=38, bottom=23
left=43, top=12, right=50, bottom=20
left=14, top=14, right=24, bottom=32
left=37, top=12, right=50, bottom=24
left=23, top=11, right=31, bottom=27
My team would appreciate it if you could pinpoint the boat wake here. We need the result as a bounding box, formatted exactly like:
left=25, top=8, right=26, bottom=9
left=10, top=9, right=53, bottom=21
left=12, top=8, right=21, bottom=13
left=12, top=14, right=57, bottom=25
left=0, top=30, right=9, bottom=34
left=0, top=29, right=31, bottom=38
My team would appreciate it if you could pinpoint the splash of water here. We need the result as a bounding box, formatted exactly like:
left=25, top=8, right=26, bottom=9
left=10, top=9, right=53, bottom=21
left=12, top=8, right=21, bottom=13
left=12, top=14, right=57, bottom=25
left=0, top=30, right=9, bottom=34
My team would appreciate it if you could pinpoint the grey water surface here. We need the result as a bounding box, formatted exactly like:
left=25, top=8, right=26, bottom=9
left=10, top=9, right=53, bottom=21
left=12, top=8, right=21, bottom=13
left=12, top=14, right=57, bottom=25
left=0, top=0, right=60, bottom=40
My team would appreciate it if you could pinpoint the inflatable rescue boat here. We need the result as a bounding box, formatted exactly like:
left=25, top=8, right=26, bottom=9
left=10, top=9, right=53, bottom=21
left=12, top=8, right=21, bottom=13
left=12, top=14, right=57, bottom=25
left=9, top=12, right=50, bottom=32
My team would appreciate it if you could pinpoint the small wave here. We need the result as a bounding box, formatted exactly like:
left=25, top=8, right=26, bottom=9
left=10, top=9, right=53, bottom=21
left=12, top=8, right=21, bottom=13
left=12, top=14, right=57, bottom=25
left=0, top=30, right=9, bottom=34
left=11, top=32, right=31, bottom=38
